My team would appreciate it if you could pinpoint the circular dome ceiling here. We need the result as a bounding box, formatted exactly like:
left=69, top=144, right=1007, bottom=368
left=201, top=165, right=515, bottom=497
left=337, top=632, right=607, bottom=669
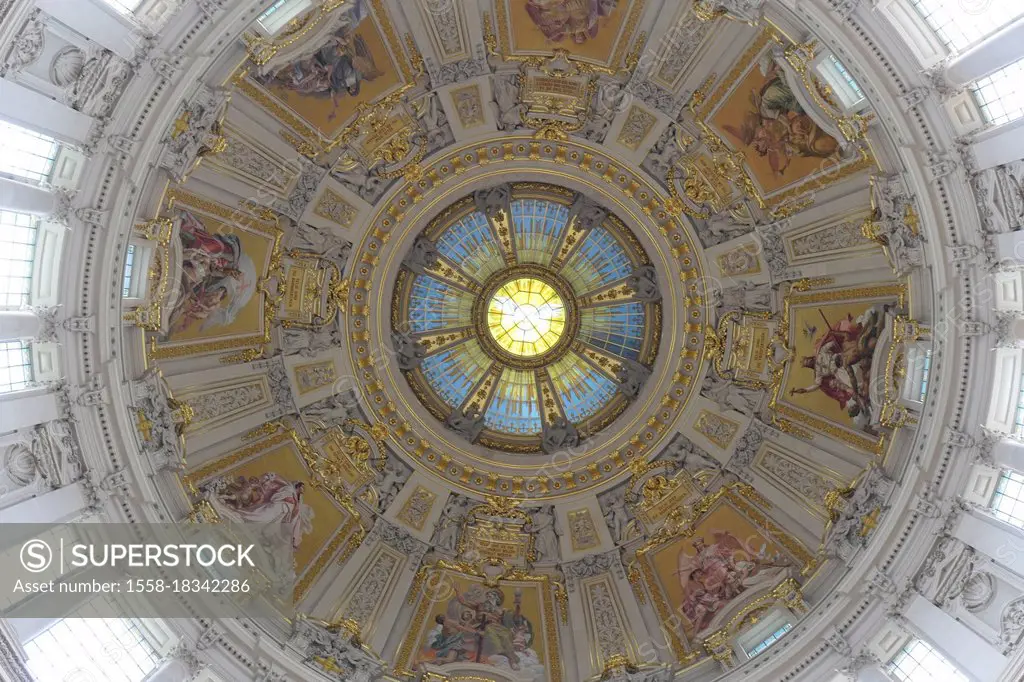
left=392, top=183, right=661, bottom=453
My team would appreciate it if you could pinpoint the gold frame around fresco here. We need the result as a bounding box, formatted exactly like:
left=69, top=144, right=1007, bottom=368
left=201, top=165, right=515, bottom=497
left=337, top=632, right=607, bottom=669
left=768, top=281, right=909, bottom=455
left=691, top=29, right=876, bottom=209
left=487, top=0, right=647, bottom=73
left=395, top=559, right=565, bottom=681
left=145, top=188, right=283, bottom=362
left=233, top=0, right=415, bottom=157
left=184, top=422, right=365, bottom=602
left=634, top=484, right=817, bottom=662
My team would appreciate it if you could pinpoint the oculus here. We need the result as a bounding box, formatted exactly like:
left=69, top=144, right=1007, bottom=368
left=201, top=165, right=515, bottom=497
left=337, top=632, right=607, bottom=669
left=391, top=183, right=661, bottom=453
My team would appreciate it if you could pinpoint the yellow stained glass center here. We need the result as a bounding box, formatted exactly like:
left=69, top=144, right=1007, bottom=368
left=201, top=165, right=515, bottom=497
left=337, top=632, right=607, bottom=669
left=487, top=278, right=566, bottom=357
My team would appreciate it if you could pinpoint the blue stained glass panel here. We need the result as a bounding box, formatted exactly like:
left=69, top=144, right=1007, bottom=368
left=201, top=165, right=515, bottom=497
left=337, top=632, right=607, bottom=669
left=562, top=227, right=633, bottom=293
left=579, top=303, right=646, bottom=360
left=420, top=342, right=490, bottom=408
left=407, top=275, right=474, bottom=333
left=484, top=368, right=542, bottom=435
left=435, top=211, right=504, bottom=281
left=548, top=354, right=618, bottom=422
left=511, top=199, right=570, bottom=265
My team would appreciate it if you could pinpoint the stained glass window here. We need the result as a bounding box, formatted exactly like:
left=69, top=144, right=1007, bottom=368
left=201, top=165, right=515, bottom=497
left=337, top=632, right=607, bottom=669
left=407, top=274, right=474, bottom=333
left=511, top=199, right=570, bottom=265
left=548, top=354, right=619, bottom=422
left=485, top=368, right=542, bottom=434
left=420, top=344, right=491, bottom=408
left=579, top=303, right=646, bottom=361
left=487, top=278, right=566, bottom=357
left=435, top=211, right=505, bottom=282
left=562, top=227, right=634, bottom=293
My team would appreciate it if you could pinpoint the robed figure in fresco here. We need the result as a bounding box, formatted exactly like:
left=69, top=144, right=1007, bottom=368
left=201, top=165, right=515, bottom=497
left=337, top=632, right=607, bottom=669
left=204, top=472, right=315, bottom=551
left=789, top=305, right=889, bottom=430
left=722, top=56, right=841, bottom=177
left=418, top=584, right=544, bottom=681
left=676, top=531, right=789, bottom=635
left=257, top=22, right=384, bottom=121
left=166, top=211, right=257, bottom=338
left=525, top=0, right=618, bottom=45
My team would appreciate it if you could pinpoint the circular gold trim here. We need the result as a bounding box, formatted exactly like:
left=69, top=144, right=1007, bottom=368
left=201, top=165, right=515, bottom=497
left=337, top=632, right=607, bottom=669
left=472, top=265, right=581, bottom=370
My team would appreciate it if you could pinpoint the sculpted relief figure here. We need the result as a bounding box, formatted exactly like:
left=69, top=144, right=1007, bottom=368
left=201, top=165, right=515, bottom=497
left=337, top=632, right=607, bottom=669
left=432, top=496, right=470, bottom=552
left=701, top=371, right=763, bottom=415
left=403, top=236, right=441, bottom=275
left=569, top=194, right=609, bottom=231
left=617, top=361, right=652, bottom=400
left=627, top=265, right=661, bottom=303
left=527, top=506, right=560, bottom=562
left=391, top=331, right=426, bottom=371
left=492, top=73, right=526, bottom=131
left=541, top=417, right=580, bottom=455
left=445, top=408, right=486, bottom=443
left=474, top=183, right=513, bottom=219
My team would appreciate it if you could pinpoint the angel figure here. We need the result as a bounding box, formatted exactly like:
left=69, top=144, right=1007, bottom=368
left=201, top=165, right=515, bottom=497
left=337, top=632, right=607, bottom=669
left=676, top=530, right=789, bottom=634
left=722, top=57, right=840, bottom=177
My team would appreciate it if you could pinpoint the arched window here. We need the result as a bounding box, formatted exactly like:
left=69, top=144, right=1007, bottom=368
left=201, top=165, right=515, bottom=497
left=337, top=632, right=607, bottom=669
left=909, top=0, right=1024, bottom=53
left=886, top=637, right=969, bottom=681
left=0, top=341, right=34, bottom=393
left=257, top=0, right=314, bottom=35
left=22, top=597, right=160, bottom=682
left=0, top=121, right=60, bottom=185
left=990, top=469, right=1024, bottom=528
left=0, top=209, right=39, bottom=309
left=97, top=0, right=145, bottom=15
left=971, top=57, right=1024, bottom=127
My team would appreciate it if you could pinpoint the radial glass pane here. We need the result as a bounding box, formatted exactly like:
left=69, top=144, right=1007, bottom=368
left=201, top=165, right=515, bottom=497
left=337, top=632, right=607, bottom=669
left=909, top=0, right=1024, bottom=53
left=511, top=198, right=570, bottom=264
left=562, top=227, right=634, bottom=293
left=548, top=354, right=618, bottom=422
left=579, top=302, right=646, bottom=360
left=485, top=368, right=542, bottom=434
left=420, top=342, right=490, bottom=408
left=434, top=211, right=505, bottom=282
left=407, top=274, right=474, bottom=333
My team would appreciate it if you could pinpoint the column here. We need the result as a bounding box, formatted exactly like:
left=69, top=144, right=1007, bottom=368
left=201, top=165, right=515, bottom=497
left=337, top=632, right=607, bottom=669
left=992, top=437, right=1024, bottom=472
left=0, top=81, right=93, bottom=147
left=0, top=312, right=44, bottom=342
left=955, top=511, right=1024, bottom=577
left=0, top=481, right=89, bottom=524
left=0, top=620, right=31, bottom=682
left=971, top=122, right=1024, bottom=171
left=0, top=391, right=60, bottom=434
left=946, top=17, right=1024, bottom=87
left=35, top=0, right=138, bottom=61
left=905, top=593, right=1007, bottom=680
left=0, top=178, right=56, bottom=216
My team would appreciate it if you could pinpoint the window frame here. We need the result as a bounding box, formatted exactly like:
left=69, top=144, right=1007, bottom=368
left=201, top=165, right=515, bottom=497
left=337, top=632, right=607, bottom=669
left=0, top=120, right=61, bottom=186
left=885, top=636, right=970, bottom=682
